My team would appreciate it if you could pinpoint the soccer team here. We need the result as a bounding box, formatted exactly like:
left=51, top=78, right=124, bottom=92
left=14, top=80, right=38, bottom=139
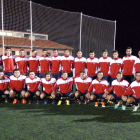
left=0, top=46, right=140, bottom=111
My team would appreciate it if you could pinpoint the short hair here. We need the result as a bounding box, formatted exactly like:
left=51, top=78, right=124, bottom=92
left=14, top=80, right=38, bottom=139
left=102, top=49, right=108, bottom=53
left=5, top=46, right=11, bottom=50
left=19, top=49, right=24, bottom=52
left=64, top=49, right=69, bottom=52
left=97, top=71, right=103, bottom=75
left=29, top=71, right=35, bottom=74
left=89, top=50, right=94, bottom=53
left=117, top=71, right=122, bottom=75
left=126, top=47, right=132, bottom=51
left=0, top=70, right=4, bottom=73
left=53, top=49, right=58, bottom=52
left=43, top=48, right=48, bottom=52
left=113, top=50, right=118, bottom=54
left=80, top=70, right=86, bottom=74
left=14, top=69, right=20, bottom=72
left=45, top=72, right=52, bottom=77
left=32, top=49, right=36, bottom=52
left=136, top=71, right=140, bottom=74
left=62, top=71, right=67, bottom=75
left=77, top=49, right=82, bottom=53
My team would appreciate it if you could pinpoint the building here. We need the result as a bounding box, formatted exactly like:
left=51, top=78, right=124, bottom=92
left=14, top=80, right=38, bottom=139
left=0, top=30, right=73, bottom=56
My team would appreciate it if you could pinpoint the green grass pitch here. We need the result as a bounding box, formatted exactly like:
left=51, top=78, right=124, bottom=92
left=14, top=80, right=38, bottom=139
left=0, top=101, right=140, bottom=140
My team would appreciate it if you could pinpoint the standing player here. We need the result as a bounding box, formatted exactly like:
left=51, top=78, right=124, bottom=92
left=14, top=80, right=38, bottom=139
left=28, top=49, right=40, bottom=77
left=40, top=72, right=56, bottom=104
left=86, top=71, right=110, bottom=107
left=134, top=50, right=140, bottom=73
left=51, top=49, right=62, bottom=80
left=61, top=49, right=74, bottom=77
left=105, top=71, right=129, bottom=110
left=2, top=47, right=15, bottom=76
left=122, top=47, right=137, bottom=83
left=86, top=51, right=99, bottom=79
left=74, top=50, right=86, bottom=76
left=0, top=70, right=10, bottom=103
left=109, top=50, right=122, bottom=83
left=53, top=71, right=74, bottom=105
left=25, top=71, right=41, bottom=104
left=74, top=70, right=92, bottom=104
left=99, top=49, right=112, bottom=82
left=9, top=69, right=26, bottom=104
left=15, top=49, right=28, bottom=75
left=39, top=49, right=51, bottom=78
left=123, top=71, right=140, bottom=111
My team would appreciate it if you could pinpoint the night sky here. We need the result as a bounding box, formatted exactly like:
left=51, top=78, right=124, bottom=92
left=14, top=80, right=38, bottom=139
left=32, top=0, right=140, bottom=57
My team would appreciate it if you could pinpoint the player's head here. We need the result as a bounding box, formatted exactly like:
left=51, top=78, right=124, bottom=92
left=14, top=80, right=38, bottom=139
left=19, top=49, right=25, bottom=57
left=113, top=50, right=119, bottom=58
left=135, top=71, right=140, bottom=81
left=5, top=46, right=11, bottom=56
left=29, top=71, right=35, bottom=78
left=32, top=49, right=37, bottom=56
left=80, top=70, right=86, bottom=79
left=64, top=49, right=69, bottom=56
left=116, top=71, right=123, bottom=81
left=0, top=70, right=4, bottom=79
left=138, top=50, right=140, bottom=58
left=77, top=50, right=82, bottom=58
left=53, top=49, right=58, bottom=56
left=62, top=71, right=68, bottom=79
left=126, top=47, right=132, bottom=56
left=43, top=48, right=48, bottom=56
left=89, top=51, right=95, bottom=58
left=45, top=72, right=52, bottom=80
left=14, top=69, right=20, bottom=77
left=97, top=71, right=103, bottom=80
left=102, top=49, right=108, bottom=57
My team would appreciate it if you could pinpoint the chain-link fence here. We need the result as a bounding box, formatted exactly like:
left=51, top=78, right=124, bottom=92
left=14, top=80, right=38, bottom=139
left=0, top=0, right=116, bottom=57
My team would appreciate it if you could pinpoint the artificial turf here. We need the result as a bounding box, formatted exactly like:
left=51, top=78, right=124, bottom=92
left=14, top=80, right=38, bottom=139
left=0, top=101, right=140, bottom=140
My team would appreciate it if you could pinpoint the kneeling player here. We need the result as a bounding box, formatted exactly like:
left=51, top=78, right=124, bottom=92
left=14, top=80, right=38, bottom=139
left=40, top=72, right=56, bottom=104
left=9, top=69, right=26, bottom=104
left=123, top=71, right=140, bottom=111
left=0, top=70, right=10, bottom=103
left=86, top=71, right=109, bottom=107
left=74, top=70, right=92, bottom=104
left=53, top=71, right=74, bottom=105
left=105, top=71, right=129, bottom=110
left=25, top=71, right=41, bottom=104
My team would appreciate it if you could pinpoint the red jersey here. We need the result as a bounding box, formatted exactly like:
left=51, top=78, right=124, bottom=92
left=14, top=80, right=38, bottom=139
left=123, top=81, right=140, bottom=98
left=74, top=76, right=92, bottom=93
left=15, top=56, right=28, bottom=74
left=108, top=79, right=129, bottom=97
left=88, top=78, right=109, bottom=94
left=29, top=56, right=40, bottom=73
left=134, top=57, right=140, bottom=73
left=0, top=77, right=10, bottom=90
left=122, top=55, right=137, bottom=75
left=61, top=55, right=74, bottom=73
left=10, top=75, right=26, bottom=91
left=74, top=57, right=86, bottom=76
left=25, top=76, right=41, bottom=92
left=109, top=58, right=122, bottom=78
left=2, top=55, right=15, bottom=73
left=41, top=77, right=56, bottom=94
left=53, top=77, right=73, bottom=94
left=99, top=57, right=112, bottom=76
left=51, top=55, right=61, bottom=73
left=39, top=55, right=51, bottom=73
left=86, top=57, right=99, bottom=76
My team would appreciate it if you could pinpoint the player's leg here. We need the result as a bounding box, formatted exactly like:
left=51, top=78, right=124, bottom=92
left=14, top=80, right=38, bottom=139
left=25, top=91, right=32, bottom=104
left=40, top=92, right=47, bottom=104
left=75, top=91, right=81, bottom=104
left=9, top=89, right=19, bottom=104
left=4, top=89, right=10, bottom=103
left=82, top=92, right=89, bottom=105
left=56, top=92, right=63, bottom=105
left=101, top=93, right=108, bottom=107
left=21, top=90, right=26, bottom=104
left=65, top=91, right=75, bottom=105
left=121, top=95, right=127, bottom=110
left=51, top=92, right=56, bottom=105
left=35, top=90, right=41, bottom=104
left=90, top=93, right=98, bottom=106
